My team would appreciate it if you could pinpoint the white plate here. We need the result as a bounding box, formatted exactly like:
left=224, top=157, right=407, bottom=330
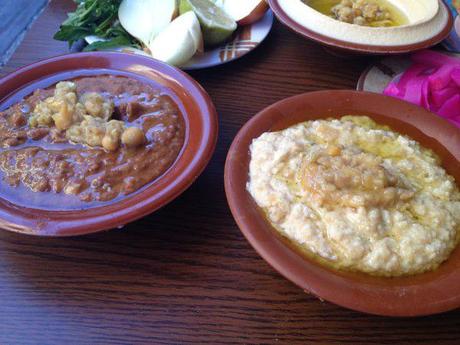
left=357, top=52, right=460, bottom=93
left=356, top=56, right=411, bottom=93
left=85, top=10, right=274, bottom=70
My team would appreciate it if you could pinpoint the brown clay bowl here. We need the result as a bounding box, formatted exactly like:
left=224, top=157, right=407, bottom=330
left=0, top=52, right=218, bottom=236
left=224, top=90, right=460, bottom=316
left=268, top=0, right=453, bottom=55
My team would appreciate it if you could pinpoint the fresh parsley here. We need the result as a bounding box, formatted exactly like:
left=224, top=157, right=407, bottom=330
left=54, top=0, right=140, bottom=50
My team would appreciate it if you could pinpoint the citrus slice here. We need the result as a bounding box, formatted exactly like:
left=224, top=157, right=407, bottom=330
left=180, top=0, right=237, bottom=46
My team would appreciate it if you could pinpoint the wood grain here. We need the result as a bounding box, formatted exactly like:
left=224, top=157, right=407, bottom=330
left=1, top=1, right=460, bottom=344
left=0, top=0, right=48, bottom=66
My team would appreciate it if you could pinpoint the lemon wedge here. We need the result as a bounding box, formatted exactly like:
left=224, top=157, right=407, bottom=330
left=180, top=0, right=237, bottom=46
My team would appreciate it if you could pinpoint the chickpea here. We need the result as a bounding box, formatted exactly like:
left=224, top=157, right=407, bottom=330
left=353, top=16, right=366, bottom=25
left=55, top=82, right=76, bottom=97
left=81, top=92, right=114, bottom=120
left=53, top=102, right=73, bottom=131
left=121, top=127, right=145, bottom=148
left=102, top=135, right=119, bottom=151
left=338, top=7, right=354, bottom=23
left=82, top=93, right=104, bottom=117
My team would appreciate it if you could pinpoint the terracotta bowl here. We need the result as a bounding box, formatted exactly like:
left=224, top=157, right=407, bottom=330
left=268, top=0, right=453, bottom=55
left=225, top=90, right=460, bottom=316
left=0, top=52, right=218, bottom=236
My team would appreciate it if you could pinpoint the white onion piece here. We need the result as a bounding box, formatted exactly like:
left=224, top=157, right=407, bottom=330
left=119, top=0, right=178, bottom=45
left=148, top=11, right=202, bottom=66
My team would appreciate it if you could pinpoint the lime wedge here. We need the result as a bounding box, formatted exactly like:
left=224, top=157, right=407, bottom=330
left=180, top=0, right=237, bottom=46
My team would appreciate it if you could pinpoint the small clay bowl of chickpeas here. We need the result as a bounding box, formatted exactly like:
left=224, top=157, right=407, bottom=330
left=0, top=52, right=217, bottom=236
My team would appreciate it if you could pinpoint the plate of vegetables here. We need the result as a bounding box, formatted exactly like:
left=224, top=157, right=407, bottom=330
left=54, top=0, right=273, bottom=70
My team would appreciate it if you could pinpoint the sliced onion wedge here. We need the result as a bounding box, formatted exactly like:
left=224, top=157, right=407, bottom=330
left=148, top=11, right=202, bottom=66
left=119, top=0, right=178, bottom=45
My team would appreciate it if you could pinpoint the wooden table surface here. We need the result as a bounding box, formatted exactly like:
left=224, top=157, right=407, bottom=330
left=1, top=1, right=460, bottom=344
left=0, top=0, right=48, bottom=66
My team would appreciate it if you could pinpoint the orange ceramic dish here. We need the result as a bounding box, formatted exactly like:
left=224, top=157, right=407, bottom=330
left=224, top=90, right=460, bottom=316
left=0, top=52, right=218, bottom=236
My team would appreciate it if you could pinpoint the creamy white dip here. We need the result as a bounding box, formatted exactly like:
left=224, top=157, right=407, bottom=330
left=247, top=117, right=460, bottom=276
left=278, top=0, right=449, bottom=46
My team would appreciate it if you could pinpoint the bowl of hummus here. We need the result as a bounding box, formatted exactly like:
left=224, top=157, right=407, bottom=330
left=268, top=0, right=453, bottom=54
left=0, top=52, right=218, bottom=236
left=225, top=90, right=460, bottom=316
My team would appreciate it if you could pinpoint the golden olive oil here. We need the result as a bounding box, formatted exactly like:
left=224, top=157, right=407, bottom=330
left=304, top=0, right=409, bottom=27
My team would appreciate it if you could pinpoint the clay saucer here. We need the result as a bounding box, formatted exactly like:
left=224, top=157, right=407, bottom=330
left=0, top=52, right=218, bottom=236
left=268, top=0, right=453, bottom=55
left=224, top=90, right=460, bottom=316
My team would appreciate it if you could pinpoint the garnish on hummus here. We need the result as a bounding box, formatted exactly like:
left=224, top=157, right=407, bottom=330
left=247, top=116, right=460, bottom=277
left=306, top=0, right=408, bottom=27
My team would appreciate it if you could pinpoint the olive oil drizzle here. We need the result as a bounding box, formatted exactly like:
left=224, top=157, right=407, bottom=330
left=304, top=0, right=409, bottom=27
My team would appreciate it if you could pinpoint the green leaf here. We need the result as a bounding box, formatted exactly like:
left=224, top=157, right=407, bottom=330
left=54, top=25, right=91, bottom=45
left=54, top=0, right=140, bottom=50
left=82, top=35, right=133, bottom=51
left=94, top=12, right=118, bottom=37
left=63, top=0, right=98, bottom=26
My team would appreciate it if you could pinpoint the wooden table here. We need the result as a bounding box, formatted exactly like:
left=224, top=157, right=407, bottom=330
left=0, top=0, right=48, bottom=66
left=1, top=1, right=459, bottom=344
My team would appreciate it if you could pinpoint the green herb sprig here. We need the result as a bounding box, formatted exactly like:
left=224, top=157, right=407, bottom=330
left=54, top=0, right=140, bottom=51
